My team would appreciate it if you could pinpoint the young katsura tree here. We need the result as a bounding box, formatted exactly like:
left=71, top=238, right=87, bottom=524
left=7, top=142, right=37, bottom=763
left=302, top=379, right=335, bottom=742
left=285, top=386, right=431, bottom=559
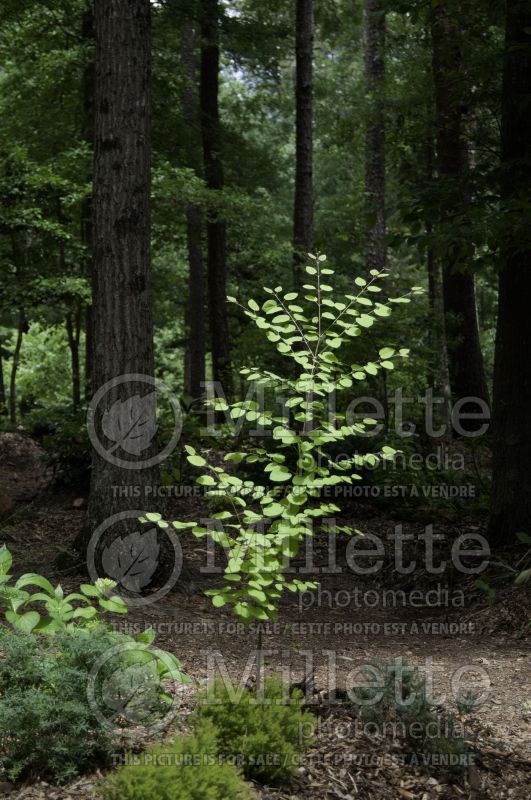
left=150, top=256, right=422, bottom=622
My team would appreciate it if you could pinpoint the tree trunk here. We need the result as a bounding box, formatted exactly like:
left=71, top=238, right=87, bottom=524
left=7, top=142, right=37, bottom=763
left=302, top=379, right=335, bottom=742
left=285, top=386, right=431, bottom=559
left=81, top=0, right=158, bottom=553
left=364, top=0, right=386, bottom=272
left=488, top=0, right=531, bottom=544
left=430, top=1, right=489, bottom=416
left=200, top=0, right=231, bottom=393
left=181, top=18, right=206, bottom=402
left=426, top=138, right=451, bottom=435
left=66, top=305, right=82, bottom=409
left=82, top=3, right=95, bottom=402
left=293, top=0, right=314, bottom=282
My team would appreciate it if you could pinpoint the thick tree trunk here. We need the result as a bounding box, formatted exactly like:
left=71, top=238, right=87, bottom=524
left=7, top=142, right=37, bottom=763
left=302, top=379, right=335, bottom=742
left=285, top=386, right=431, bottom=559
left=488, top=0, right=531, bottom=544
left=81, top=0, right=158, bottom=553
left=293, top=0, right=314, bottom=282
left=430, top=1, right=489, bottom=415
left=81, top=4, right=95, bottom=402
left=9, top=310, right=24, bottom=426
left=200, top=0, right=231, bottom=393
left=364, top=0, right=386, bottom=272
left=66, top=305, right=82, bottom=409
left=181, top=19, right=206, bottom=402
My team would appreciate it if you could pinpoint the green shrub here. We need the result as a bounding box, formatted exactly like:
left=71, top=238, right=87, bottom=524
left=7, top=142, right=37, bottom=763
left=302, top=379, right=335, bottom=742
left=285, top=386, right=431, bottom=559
left=0, top=626, right=116, bottom=782
left=27, top=405, right=91, bottom=487
left=0, top=625, right=188, bottom=783
left=102, top=721, right=252, bottom=800
left=192, top=677, right=314, bottom=785
left=354, top=659, right=469, bottom=775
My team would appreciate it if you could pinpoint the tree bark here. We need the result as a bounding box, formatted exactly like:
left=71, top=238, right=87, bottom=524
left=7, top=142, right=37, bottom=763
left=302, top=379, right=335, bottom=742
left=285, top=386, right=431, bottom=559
left=181, top=18, right=206, bottom=402
left=293, top=0, right=314, bottom=282
left=81, top=0, right=158, bottom=552
left=200, top=0, right=231, bottom=393
left=430, top=1, right=489, bottom=417
left=364, top=0, right=386, bottom=272
left=488, top=0, right=531, bottom=544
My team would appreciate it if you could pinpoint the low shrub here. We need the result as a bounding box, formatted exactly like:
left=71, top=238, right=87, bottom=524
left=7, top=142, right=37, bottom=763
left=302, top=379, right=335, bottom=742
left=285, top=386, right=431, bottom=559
left=192, top=677, right=314, bottom=785
left=0, top=626, right=117, bottom=782
left=354, top=658, right=469, bottom=775
left=102, top=721, right=252, bottom=800
left=27, top=405, right=91, bottom=487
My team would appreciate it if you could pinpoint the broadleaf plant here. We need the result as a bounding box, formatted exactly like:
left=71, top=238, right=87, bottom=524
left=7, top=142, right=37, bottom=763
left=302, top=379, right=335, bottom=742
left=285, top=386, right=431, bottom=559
left=152, top=257, right=422, bottom=622
left=0, top=545, right=128, bottom=633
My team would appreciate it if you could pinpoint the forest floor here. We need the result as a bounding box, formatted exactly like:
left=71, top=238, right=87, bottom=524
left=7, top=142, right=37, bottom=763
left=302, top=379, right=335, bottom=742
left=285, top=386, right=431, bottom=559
left=0, top=432, right=530, bottom=800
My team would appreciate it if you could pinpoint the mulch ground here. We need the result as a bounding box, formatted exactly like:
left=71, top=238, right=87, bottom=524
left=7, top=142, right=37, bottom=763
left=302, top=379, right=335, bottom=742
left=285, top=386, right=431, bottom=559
left=0, top=433, right=530, bottom=799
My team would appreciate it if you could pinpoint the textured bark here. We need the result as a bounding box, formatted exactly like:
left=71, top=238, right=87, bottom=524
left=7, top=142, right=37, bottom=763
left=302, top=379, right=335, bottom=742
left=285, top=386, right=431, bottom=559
left=181, top=19, right=206, bottom=402
left=364, top=0, right=386, bottom=272
left=488, top=0, right=531, bottom=544
left=431, top=1, right=489, bottom=415
left=81, top=0, right=158, bottom=551
left=200, top=0, right=231, bottom=393
left=293, top=0, right=314, bottom=282
left=81, top=4, right=95, bottom=402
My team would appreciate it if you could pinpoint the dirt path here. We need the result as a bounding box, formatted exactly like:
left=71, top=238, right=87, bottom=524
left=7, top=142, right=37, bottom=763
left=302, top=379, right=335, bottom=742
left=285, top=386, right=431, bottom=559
left=1, top=433, right=530, bottom=799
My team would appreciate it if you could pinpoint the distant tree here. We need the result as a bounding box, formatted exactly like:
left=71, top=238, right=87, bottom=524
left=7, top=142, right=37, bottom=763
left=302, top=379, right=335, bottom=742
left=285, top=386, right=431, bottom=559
left=488, top=0, right=531, bottom=543
left=81, top=2, right=95, bottom=401
left=200, top=0, right=232, bottom=393
left=293, top=0, right=314, bottom=282
left=430, top=0, right=489, bottom=416
left=181, top=11, right=206, bottom=402
left=364, top=0, right=386, bottom=272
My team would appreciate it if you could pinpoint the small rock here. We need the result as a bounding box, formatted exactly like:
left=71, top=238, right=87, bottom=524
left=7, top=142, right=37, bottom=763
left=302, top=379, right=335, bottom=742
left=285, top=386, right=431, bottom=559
left=73, top=497, right=85, bottom=508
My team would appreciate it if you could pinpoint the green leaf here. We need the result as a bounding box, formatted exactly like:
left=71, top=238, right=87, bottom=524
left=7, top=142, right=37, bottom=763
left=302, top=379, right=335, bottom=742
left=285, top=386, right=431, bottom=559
left=197, top=474, right=216, bottom=486
left=0, top=546, right=12, bottom=576
left=188, top=454, right=207, bottom=467
left=16, top=573, right=55, bottom=596
left=6, top=610, right=41, bottom=633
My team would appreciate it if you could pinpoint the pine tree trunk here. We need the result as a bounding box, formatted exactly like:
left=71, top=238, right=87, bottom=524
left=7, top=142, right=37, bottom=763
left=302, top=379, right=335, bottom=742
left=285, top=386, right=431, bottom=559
left=364, top=0, right=386, bottom=272
left=488, top=0, right=531, bottom=544
left=81, top=0, right=158, bottom=552
left=182, top=18, right=206, bottom=402
left=293, top=0, right=314, bottom=282
left=430, top=1, right=489, bottom=417
left=200, top=0, right=231, bottom=393
left=81, top=4, right=95, bottom=402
